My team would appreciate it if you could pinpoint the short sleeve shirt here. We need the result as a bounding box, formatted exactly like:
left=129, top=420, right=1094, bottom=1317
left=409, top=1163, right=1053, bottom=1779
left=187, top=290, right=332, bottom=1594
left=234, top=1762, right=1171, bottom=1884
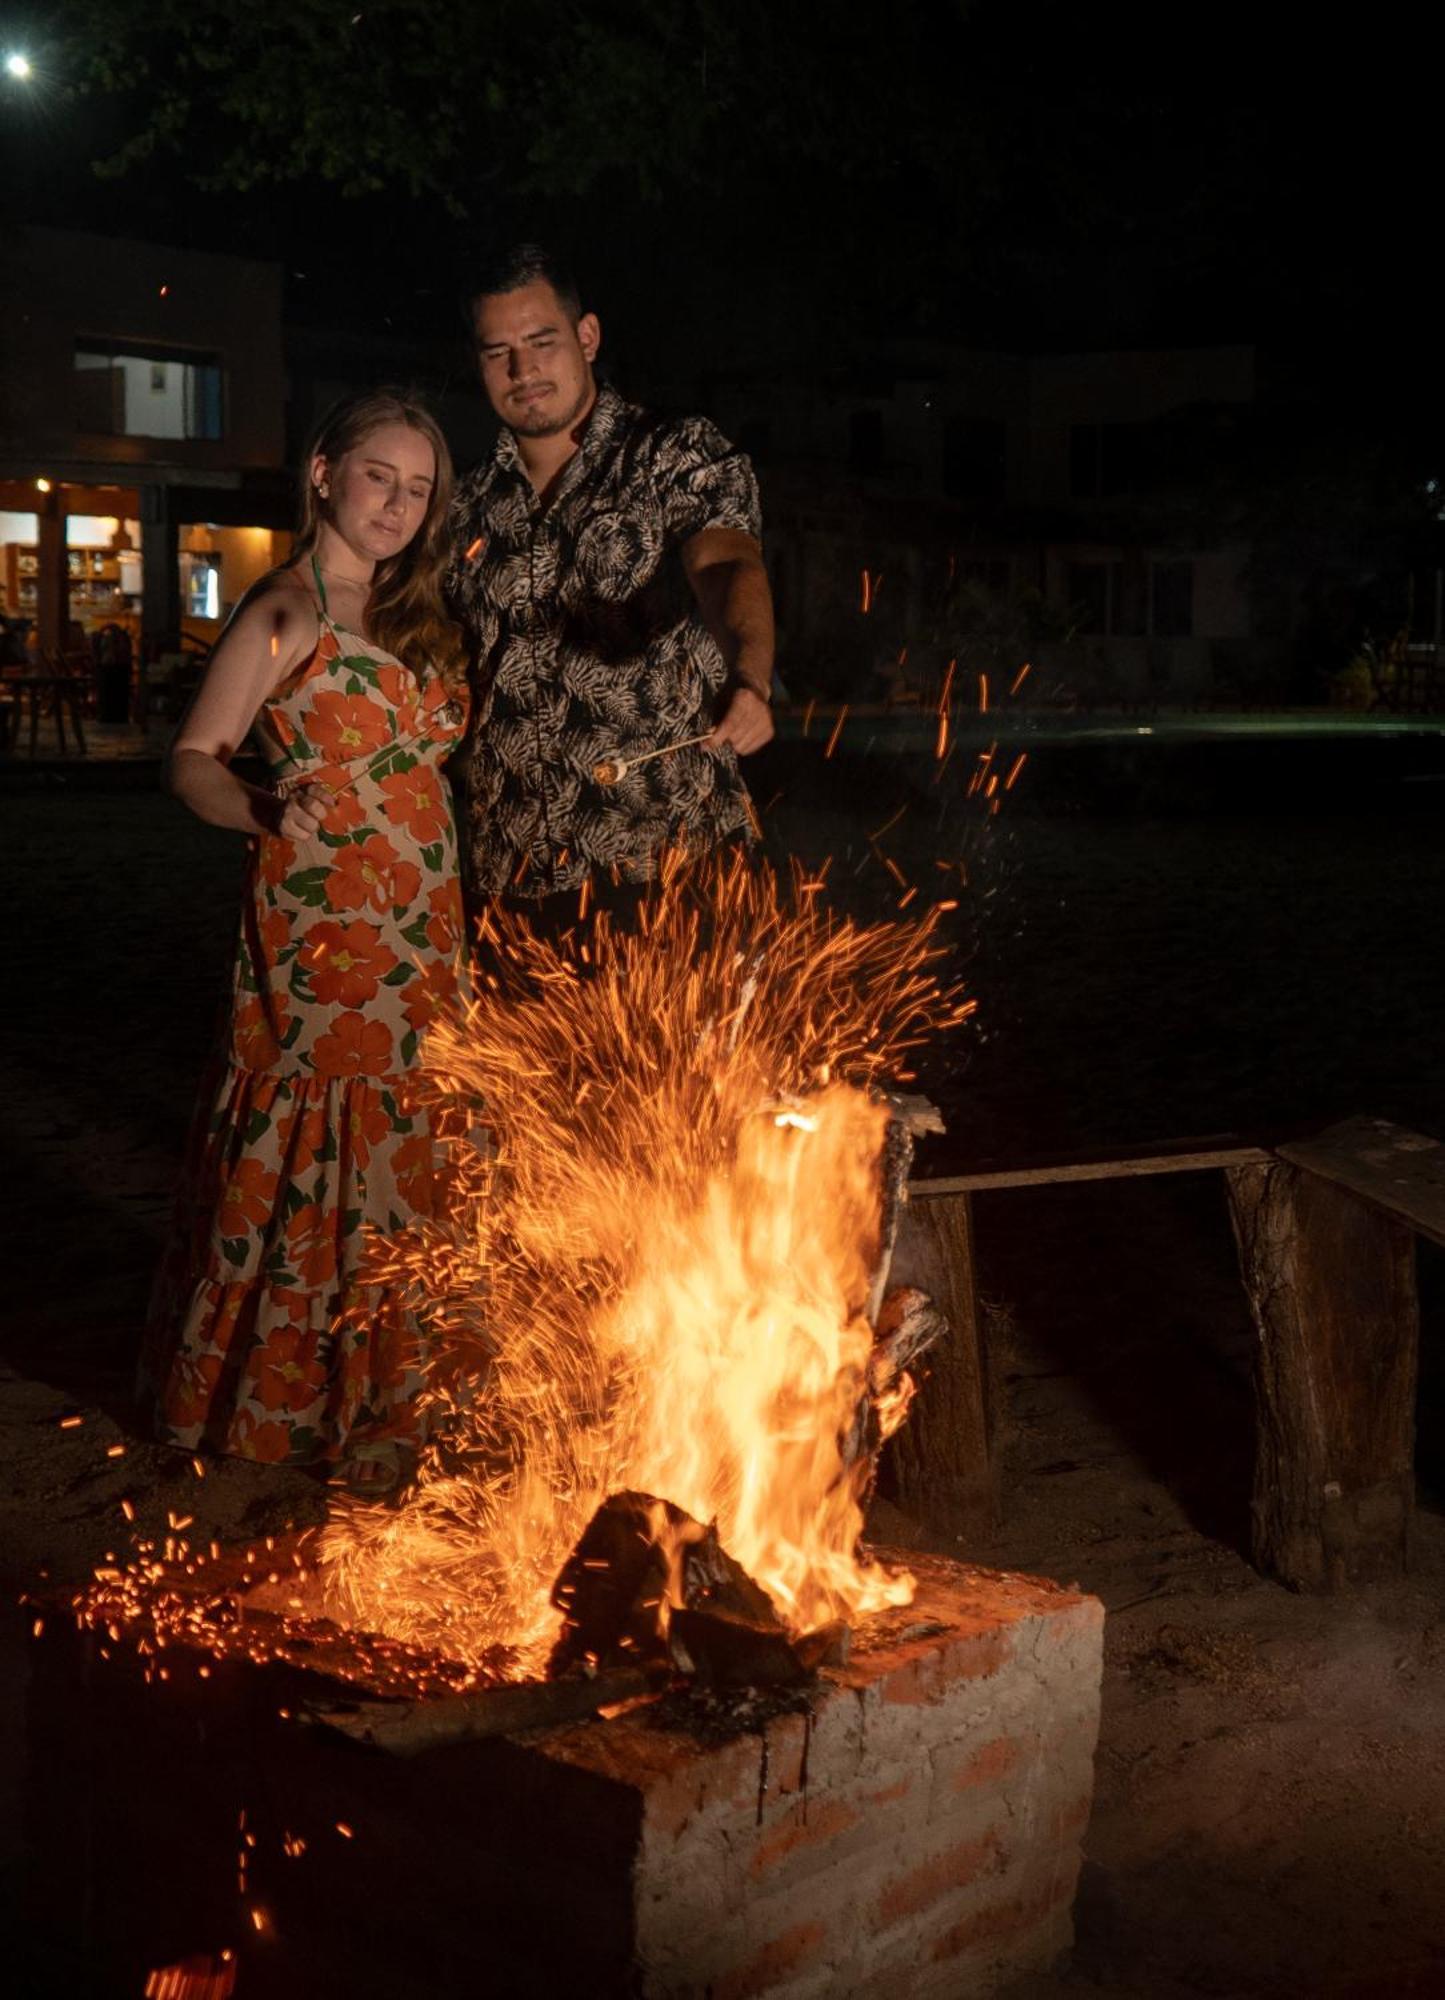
left=448, top=385, right=762, bottom=899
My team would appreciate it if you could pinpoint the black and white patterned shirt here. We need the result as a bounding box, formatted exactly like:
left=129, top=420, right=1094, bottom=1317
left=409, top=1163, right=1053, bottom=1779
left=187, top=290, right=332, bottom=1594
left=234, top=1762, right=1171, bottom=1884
left=448, top=385, right=762, bottom=898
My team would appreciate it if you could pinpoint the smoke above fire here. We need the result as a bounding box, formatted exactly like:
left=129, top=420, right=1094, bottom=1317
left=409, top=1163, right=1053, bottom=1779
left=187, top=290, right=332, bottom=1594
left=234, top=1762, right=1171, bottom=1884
left=319, top=850, right=973, bottom=1676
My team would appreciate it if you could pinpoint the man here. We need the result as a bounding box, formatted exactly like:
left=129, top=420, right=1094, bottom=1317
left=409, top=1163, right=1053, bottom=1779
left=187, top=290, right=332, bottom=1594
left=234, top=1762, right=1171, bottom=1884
left=448, top=244, right=775, bottom=918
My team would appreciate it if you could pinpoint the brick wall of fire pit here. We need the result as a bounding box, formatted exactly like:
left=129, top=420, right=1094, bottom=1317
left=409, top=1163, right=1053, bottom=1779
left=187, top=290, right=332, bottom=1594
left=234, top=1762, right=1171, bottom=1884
left=504, top=1555, right=1103, bottom=1999
left=20, top=1554, right=1100, bottom=1996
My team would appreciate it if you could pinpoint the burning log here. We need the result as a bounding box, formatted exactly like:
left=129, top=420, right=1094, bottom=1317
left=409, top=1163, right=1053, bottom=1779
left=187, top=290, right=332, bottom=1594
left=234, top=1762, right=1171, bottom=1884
left=668, top=1516, right=853, bottom=1685
left=865, top=1093, right=944, bottom=1327
left=549, top=1492, right=855, bottom=1690
left=549, top=1492, right=790, bottom=1678
left=675, top=1514, right=787, bottom=1628
left=840, top=1284, right=949, bottom=1483
left=871, top=1284, right=950, bottom=1397
left=548, top=1491, right=697, bottom=1676
left=670, top=1608, right=849, bottom=1687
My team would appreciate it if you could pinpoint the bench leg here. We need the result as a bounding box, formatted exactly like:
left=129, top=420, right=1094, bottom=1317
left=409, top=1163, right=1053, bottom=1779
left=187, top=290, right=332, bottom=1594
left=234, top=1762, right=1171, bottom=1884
left=881, top=1190, right=998, bottom=1541
left=1226, top=1161, right=1417, bottom=1589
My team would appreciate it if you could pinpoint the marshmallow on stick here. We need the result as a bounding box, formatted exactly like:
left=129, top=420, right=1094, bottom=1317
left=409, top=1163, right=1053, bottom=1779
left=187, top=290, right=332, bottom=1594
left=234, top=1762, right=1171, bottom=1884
left=593, top=731, right=715, bottom=786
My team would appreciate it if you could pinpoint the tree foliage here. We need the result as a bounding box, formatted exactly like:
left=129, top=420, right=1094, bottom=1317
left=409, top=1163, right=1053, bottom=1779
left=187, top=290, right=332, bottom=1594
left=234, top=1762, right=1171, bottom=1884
left=52, top=0, right=979, bottom=212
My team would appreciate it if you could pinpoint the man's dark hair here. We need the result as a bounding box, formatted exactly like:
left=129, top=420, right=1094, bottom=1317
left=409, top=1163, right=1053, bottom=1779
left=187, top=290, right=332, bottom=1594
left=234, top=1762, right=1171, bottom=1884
left=467, top=243, right=583, bottom=322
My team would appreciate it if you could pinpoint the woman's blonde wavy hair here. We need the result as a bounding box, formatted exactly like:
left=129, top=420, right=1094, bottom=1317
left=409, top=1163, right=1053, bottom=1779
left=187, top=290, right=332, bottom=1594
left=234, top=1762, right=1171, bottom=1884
left=293, top=387, right=467, bottom=691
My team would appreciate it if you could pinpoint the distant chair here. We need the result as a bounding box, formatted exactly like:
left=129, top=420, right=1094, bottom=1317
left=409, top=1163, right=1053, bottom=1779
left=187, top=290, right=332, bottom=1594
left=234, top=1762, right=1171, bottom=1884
left=35, top=646, right=90, bottom=756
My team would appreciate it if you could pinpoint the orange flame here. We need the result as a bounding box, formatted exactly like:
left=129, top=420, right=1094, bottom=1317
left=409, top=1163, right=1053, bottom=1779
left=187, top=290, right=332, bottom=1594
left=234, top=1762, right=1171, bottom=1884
left=319, top=851, right=969, bottom=1671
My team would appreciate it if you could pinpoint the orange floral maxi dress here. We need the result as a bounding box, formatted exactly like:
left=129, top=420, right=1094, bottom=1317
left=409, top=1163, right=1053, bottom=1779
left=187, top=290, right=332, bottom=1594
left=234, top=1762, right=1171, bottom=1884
left=145, top=606, right=469, bottom=1465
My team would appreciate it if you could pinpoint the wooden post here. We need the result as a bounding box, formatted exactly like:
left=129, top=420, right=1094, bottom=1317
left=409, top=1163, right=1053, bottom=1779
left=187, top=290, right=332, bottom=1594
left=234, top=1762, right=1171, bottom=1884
left=880, top=1190, right=996, bottom=1541
left=1226, top=1160, right=1418, bottom=1590
left=34, top=486, right=66, bottom=659
left=140, top=483, right=181, bottom=661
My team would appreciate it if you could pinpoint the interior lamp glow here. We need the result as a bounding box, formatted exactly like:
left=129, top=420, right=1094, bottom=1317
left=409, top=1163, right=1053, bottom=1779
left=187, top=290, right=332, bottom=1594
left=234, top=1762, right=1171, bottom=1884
left=5, top=52, right=33, bottom=80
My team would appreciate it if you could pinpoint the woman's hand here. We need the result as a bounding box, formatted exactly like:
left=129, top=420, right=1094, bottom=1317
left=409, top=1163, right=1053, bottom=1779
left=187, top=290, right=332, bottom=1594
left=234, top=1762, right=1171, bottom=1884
left=275, top=781, right=333, bottom=842
left=165, top=577, right=323, bottom=836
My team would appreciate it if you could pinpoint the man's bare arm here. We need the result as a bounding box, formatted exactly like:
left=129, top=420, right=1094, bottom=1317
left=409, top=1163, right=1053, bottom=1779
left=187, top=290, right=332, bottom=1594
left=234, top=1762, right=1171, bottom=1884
left=681, top=527, right=776, bottom=754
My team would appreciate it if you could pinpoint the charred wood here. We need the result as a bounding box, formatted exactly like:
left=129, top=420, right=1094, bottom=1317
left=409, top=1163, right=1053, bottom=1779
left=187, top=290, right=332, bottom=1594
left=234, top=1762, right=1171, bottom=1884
left=548, top=1491, right=694, bottom=1676
left=840, top=1286, right=949, bottom=1482
left=870, top=1285, right=949, bottom=1399
left=668, top=1609, right=848, bottom=1687
left=668, top=1608, right=813, bottom=1687
left=864, top=1097, right=942, bottom=1327
left=679, top=1520, right=782, bottom=1629
left=547, top=1491, right=854, bottom=1691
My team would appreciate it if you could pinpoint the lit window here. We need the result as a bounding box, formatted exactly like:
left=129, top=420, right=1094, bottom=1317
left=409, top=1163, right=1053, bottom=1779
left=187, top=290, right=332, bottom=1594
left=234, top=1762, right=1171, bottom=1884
left=182, top=550, right=222, bottom=619
left=75, top=341, right=224, bottom=441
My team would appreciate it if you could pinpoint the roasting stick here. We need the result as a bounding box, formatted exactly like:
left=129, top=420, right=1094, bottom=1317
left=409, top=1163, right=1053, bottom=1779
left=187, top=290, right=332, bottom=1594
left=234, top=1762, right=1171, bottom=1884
left=273, top=727, right=433, bottom=810
left=325, top=733, right=431, bottom=799
left=279, top=726, right=715, bottom=813
left=593, top=731, right=716, bottom=786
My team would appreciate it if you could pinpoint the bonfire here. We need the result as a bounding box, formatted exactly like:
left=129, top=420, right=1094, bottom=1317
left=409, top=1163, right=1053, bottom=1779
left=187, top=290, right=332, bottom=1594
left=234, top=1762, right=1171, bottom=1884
left=319, top=848, right=972, bottom=1679
left=76, top=849, right=972, bottom=1699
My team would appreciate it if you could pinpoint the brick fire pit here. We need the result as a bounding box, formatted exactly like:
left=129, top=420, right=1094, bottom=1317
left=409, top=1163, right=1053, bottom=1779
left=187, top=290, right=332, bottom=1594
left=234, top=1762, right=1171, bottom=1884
left=24, top=1552, right=1100, bottom=1997
left=493, top=1553, right=1102, bottom=1999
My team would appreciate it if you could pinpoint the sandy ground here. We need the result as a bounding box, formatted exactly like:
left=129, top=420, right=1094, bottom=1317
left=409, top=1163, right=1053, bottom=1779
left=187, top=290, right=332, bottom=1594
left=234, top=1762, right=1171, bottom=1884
left=1, top=763, right=1443, bottom=1995
left=913, top=1174, right=1445, bottom=1998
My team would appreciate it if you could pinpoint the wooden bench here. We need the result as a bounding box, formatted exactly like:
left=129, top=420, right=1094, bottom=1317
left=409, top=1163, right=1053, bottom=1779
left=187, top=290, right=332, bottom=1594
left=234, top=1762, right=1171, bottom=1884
left=891, top=1118, right=1429, bottom=1592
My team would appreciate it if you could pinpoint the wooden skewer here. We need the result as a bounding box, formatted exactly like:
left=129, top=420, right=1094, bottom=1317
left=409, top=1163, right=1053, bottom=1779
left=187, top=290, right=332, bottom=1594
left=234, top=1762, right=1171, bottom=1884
left=593, top=731, right=716, bottom=786
left=275, top=724, right=436, bottom=808
left=324, top=734, right=428, bottom=798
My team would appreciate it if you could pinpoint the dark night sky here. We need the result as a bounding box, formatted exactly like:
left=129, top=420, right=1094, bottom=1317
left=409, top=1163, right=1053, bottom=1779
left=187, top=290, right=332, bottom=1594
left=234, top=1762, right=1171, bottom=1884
left=1, top=2, right=1437, bottom=412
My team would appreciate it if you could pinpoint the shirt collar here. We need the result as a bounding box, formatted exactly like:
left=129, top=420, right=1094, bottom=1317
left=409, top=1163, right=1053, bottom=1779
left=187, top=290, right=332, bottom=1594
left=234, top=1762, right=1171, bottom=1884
left=492, top=381, right=624, bottom=482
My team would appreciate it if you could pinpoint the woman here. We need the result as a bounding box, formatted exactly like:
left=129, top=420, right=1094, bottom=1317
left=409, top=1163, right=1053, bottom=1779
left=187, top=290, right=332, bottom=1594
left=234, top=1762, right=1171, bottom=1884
left=144, top=388, right=470, bottom=1491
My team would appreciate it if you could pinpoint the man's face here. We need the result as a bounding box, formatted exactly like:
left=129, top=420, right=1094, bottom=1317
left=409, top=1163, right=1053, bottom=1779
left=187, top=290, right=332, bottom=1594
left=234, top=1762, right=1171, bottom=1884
left=472, top=280, right=601, bottom=439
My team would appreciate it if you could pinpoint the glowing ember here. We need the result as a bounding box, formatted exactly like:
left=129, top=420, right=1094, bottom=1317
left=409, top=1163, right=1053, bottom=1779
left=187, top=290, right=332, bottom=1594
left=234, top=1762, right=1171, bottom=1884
left=318, top=849, right=970, bottom=1674
left=72, top=1529, right=491, bottom=1697
left=144, top=1953, right=236, bottom=2000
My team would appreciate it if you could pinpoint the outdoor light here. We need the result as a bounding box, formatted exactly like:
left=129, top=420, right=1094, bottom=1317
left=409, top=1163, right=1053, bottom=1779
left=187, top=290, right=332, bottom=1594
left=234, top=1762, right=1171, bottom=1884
left=35, top=477, right=52, bottom=493
left=5, top=51, right=33, bottom=79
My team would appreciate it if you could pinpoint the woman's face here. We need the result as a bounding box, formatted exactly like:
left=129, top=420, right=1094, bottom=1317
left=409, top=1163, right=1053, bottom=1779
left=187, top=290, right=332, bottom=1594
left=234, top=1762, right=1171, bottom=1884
left=315, top=421, right=437, bottom=566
